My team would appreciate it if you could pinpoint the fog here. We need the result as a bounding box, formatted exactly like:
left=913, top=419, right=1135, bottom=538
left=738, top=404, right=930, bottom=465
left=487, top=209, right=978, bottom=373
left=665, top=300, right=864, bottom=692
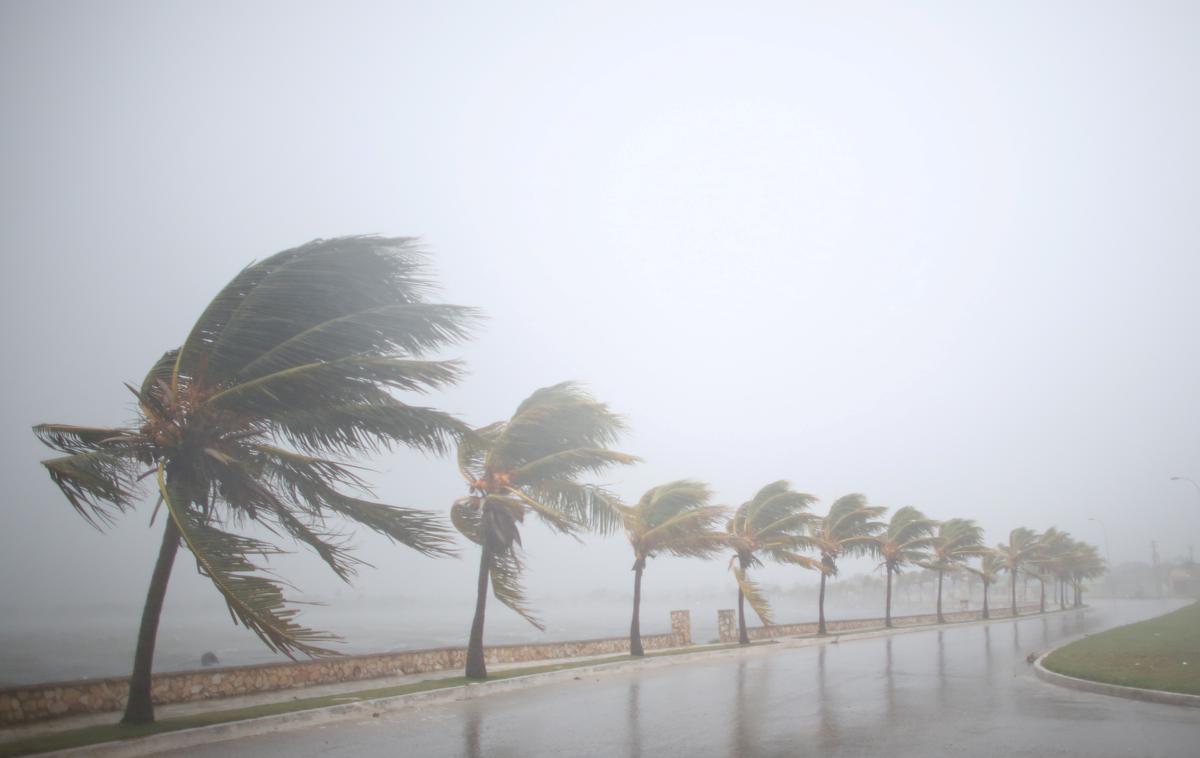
left=2, top=1, right=1199, bottom=681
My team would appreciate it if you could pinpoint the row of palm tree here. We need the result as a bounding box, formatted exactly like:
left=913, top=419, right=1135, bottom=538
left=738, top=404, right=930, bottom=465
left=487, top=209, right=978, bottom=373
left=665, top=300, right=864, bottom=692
left=34, top=237, right=1105, bottom=723
left=614, top=483, right=1105, bottom=653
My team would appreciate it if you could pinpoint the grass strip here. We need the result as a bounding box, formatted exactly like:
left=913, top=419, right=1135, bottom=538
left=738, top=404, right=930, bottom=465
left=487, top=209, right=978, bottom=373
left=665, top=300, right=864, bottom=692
left=1042, top=601, right=1200, bottom=696
left=0, top=642, right=752, bottom=757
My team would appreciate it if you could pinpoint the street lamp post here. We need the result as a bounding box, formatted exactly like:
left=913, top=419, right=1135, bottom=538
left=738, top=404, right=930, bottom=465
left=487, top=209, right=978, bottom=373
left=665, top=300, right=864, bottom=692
left=1088, top=517, right=1113, bottom=598
left=1170, top=475, right=1200, bottom=567
left=1170, top=475, right=1200, bottom=499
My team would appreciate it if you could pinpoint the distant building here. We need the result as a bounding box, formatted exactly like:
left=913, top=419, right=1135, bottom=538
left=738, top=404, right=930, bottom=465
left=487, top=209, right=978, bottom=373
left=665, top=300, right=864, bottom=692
left=1168, top=564, right=1199, bottom=597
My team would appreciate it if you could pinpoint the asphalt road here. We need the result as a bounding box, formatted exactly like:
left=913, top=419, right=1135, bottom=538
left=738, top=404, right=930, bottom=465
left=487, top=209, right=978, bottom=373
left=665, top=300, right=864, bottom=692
left=175, top=599, right=1199, bottom=758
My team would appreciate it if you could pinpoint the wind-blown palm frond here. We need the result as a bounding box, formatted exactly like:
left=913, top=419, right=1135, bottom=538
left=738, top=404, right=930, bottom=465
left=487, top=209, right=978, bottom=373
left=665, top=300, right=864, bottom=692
left=874, top=506, right=935, bottom=572
left=733, top=564, right=773, bottom=625
left=624, top=480, right=728, bottom=561
left=488, top=542, right=543, bottom=631
left=158, top=469, right=339, bottom=657
left=922, top=518, right=987, bottom=572
left=811, top=494, right=887, bottom=569
left=966, top=550, right=1004, bottom=585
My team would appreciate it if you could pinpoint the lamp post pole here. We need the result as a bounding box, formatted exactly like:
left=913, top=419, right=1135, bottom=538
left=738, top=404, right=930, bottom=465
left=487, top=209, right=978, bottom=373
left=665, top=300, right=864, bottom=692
left=1088, top=517, right=1113, bottom=598
left=1170, top=475, right=1200, bottom=500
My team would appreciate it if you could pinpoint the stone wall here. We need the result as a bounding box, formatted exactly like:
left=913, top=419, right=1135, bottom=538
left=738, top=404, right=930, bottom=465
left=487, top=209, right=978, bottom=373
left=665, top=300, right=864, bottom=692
left=0, top=610, right=691, bottom=727
left=716, top=604, right=1044, bottom=643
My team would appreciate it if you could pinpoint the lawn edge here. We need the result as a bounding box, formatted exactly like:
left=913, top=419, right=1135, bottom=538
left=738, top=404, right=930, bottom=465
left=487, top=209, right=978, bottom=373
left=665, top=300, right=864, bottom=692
left=1034, top=631, right=1200, bottom=709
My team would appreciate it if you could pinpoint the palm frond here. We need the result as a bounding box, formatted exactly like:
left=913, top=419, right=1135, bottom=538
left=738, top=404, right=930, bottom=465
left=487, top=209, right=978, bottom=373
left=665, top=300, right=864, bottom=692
left=176, top=237, right=476, bottom=388
left=250, top=445, right=455, bottom=557
left=33, top=424, right=143, bottom=455
left=204, top=356, right=464, bottom=416
left=234, top=303, right=478, bottom=382
left=488, top=382, right=628, bottom=472
left=487, top=541, right=544, bottom=630
left=38, top=448, right=146, bottom=528
left=456, top=422, right=505, bottom=483
left=272, top=398, right=468, bottom=457
left=450, top=498, right=483, bottom=544
left=770, top=549, right=823, bottom=571
left=511, top=448, right=639, bottom=487
left=158, top=468, right=339, bottom=658
left=733, top=565, right=772, bottom=625
left=523, top=479, right=626, bottom=535
left=641, top=506, right=729, bottom=558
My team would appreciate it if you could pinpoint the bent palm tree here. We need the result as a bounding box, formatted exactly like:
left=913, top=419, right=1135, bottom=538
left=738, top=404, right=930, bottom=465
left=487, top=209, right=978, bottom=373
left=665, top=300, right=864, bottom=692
left=922, top=519, right=985, bottom=623
left=805, top=495, right=885, bottom=635
left=871, top=507, right=935, bottom=627
left=965, top=550, right=1003, bottom=619
left=1031, top=528, right=1072, bottom=611
left=35, top=237, right=475, bottom=724
left=1066, top=542, right=1105, bottom=607
left=452, top=383, right=637, bottom=678
left=619, top=480, right=727, bottom=655
left=725, top=481, right=821, bottom=645
left=995, top=527, right=1040, bottom=617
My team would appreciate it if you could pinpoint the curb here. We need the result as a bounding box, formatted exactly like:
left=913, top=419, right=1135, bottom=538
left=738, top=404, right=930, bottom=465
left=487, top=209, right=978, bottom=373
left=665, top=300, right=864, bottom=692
left=33, top=606, right=1083, bottom=757
left=1033, top=647, right=1200, bottom=709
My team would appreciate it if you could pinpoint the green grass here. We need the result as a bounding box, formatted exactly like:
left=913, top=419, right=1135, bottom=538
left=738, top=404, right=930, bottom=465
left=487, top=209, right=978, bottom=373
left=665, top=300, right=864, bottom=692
left=1042, top=601, right=1200, bottom=696
left=0, top=642, right=755, bottom=757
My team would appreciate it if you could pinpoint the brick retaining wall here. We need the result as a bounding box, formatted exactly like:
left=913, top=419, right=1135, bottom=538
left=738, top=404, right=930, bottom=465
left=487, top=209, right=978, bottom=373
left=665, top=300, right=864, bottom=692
left=716, top=604, right=1046, bottom=643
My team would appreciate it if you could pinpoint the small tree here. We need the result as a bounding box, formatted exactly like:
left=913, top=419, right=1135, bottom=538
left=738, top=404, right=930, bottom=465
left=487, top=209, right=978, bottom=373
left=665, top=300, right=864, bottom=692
left=922, top=519, right=985, bottom=623
left=995, top=527, right=1040, bottom=617
left=725, top=481, right=820, bottom=644
left=805, top=494, right=885, bottom=634
left=965, top=550, right=1003, bottom=619
left=619, top=480, right=727, bottom=655
left=451, top=382, right=637, bottom=679
left=871, top=507, right=935, bottom=627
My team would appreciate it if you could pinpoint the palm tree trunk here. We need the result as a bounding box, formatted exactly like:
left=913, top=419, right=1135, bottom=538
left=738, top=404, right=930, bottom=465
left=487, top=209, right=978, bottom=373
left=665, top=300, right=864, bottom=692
left=884, top=566, right=893, bottom=628
left=982, top=580, right=990, bottom=620
left=1011, top=569, right=1018, bottom=617
left=936, top=569, right=945, bottom=624
left=1038, top=578, right=1045, bottom=613
left=465, top=541, right=492, bottom=679
left=630, top=561, right=645, bottom=656
left=122, top=517, right=181, bottom=725
left=818, top=571, right=828, bottom=635
left=737, top=585, right=750, bottom=645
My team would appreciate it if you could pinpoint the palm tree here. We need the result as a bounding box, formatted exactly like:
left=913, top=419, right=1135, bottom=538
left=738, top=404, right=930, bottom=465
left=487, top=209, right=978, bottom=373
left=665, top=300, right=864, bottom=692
left=725, top=481, right=821, bottom=645
left=871, top=506, right=935, bottom=627
left=451, top=382, right=638, bottom=678
left=995, top=527, right=1040, bottom=618
left=805, top=494, right=885, bottom=635
left=34, top=237, right=475, bottom=724
left=965, top=550, right=1003, bottom=619
left=619, top=480, right=728, bottom=655
left=922, top=519, right=986, bottom=623
left=1030, top=528, right=1070, bottom=613
left=1066, top=542, right=1105, bottom=607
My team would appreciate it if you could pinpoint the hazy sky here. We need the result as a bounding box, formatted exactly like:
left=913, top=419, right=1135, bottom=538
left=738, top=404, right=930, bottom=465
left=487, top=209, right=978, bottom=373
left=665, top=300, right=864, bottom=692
left=3, top=0, right=1199, bottom=646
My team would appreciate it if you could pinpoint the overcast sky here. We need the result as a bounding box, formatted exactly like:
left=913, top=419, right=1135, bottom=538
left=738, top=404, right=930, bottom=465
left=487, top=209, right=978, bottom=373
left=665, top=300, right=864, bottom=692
left=3, top=0, right=1199, bottom=652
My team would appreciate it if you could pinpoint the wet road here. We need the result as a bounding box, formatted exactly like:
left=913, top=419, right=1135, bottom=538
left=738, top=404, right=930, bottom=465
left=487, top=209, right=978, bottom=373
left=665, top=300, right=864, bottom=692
left=178, top=600, right=1198, bottom=758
